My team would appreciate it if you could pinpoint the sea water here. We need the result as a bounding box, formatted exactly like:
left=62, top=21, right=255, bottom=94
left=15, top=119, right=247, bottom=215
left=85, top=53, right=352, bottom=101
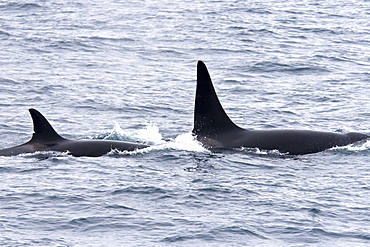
left=0, top=0, right=370, bottom=246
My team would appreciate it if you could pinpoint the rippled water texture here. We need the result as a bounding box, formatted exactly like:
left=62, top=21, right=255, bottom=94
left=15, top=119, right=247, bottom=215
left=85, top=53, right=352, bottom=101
left=0, top=0, right=370, bottom=246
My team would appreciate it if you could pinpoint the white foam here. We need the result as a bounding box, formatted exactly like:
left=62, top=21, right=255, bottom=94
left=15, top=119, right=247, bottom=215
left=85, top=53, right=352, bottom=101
left=109, top=132, right=209, bottom=156
left=331, top=139, right=370, bottom=152
left=105, top=121, right=165, bottom=145
left=238, top=146, right=287, bottom=156
left=164, top=132, right=209, bottom=152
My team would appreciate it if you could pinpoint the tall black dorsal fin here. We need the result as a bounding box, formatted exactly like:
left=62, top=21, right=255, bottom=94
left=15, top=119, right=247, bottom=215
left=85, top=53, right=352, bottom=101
left=193, top=61, right=242, bottom=136
left=28, top=108, right=65, bottom=143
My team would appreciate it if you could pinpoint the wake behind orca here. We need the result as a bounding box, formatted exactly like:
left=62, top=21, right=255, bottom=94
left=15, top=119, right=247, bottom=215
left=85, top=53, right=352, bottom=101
left=0, top=109, right=149, bottom=157
left=193, top=61, right=369, bottom=155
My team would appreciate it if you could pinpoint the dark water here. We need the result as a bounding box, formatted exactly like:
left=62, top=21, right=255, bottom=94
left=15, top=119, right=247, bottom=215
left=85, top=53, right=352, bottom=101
left=1, top=0, right=370, bottom=246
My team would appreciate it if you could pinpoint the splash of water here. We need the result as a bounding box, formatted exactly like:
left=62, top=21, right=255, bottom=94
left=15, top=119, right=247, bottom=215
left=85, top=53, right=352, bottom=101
left=105, top=121, right=165, bottom=145
left=330, top=139, right=370, bottom=154
left=109, top=132, right=209, bottom=156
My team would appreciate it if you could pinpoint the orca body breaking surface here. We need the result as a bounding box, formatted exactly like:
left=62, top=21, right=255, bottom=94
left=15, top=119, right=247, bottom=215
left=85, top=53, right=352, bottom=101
left=193, top=61, right=369, bottom=155
left=0, top=109, right=149, bottom=157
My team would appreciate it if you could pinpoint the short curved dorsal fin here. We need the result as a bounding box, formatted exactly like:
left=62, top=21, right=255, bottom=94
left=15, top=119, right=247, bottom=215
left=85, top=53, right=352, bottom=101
left=28, top=108, right=65, bottom=143
left=193, top=61, right=242, bottom=136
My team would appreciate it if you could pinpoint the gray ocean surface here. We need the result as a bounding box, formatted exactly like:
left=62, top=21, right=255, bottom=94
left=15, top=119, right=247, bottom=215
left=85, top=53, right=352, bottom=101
left=1, top=0, right=370, bottom=246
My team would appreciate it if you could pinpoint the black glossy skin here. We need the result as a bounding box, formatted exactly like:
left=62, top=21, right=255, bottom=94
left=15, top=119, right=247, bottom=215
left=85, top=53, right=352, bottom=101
left=0, top=109, right=148, bottom=157
left=193, top=61, right=369, bottom=155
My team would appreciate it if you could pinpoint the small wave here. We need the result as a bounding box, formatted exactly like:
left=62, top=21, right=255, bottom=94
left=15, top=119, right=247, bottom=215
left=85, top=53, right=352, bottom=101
left=0, top=2, right=42, bottom=10
left=162, top=226, right=266, bottom=244
left=297, top=27, right=340, bottom=35
left=19, top=151, right=71, bottom=159
left=329, top=139, right=370, bottom=155
left=210, top=226, right=267, bottom=239
left=0, top=78, right=19, bottom=85
left=0, top=166, right=19, bottom=173
left=250, top=61, right=328, bottom=74
left=47, top=40, right=98, bottom=52
left=105, top=204, right=137, bottom=211
left=84, top=36, right=135, bottom=42
left=161, top=233, right=215, bottom=243
left=0, top=30, right=10, bottom=36
left=111, top=186, right=167, bottom=195
left=68, top=216, right=105, bottom=228
left=308, top=228, right=370, bottom=241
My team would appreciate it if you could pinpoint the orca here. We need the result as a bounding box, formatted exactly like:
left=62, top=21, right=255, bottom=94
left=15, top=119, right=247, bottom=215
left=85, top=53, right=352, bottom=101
left=193, top=61, right=369, bottom=155
left=0, top=109, right=149, bottom=157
